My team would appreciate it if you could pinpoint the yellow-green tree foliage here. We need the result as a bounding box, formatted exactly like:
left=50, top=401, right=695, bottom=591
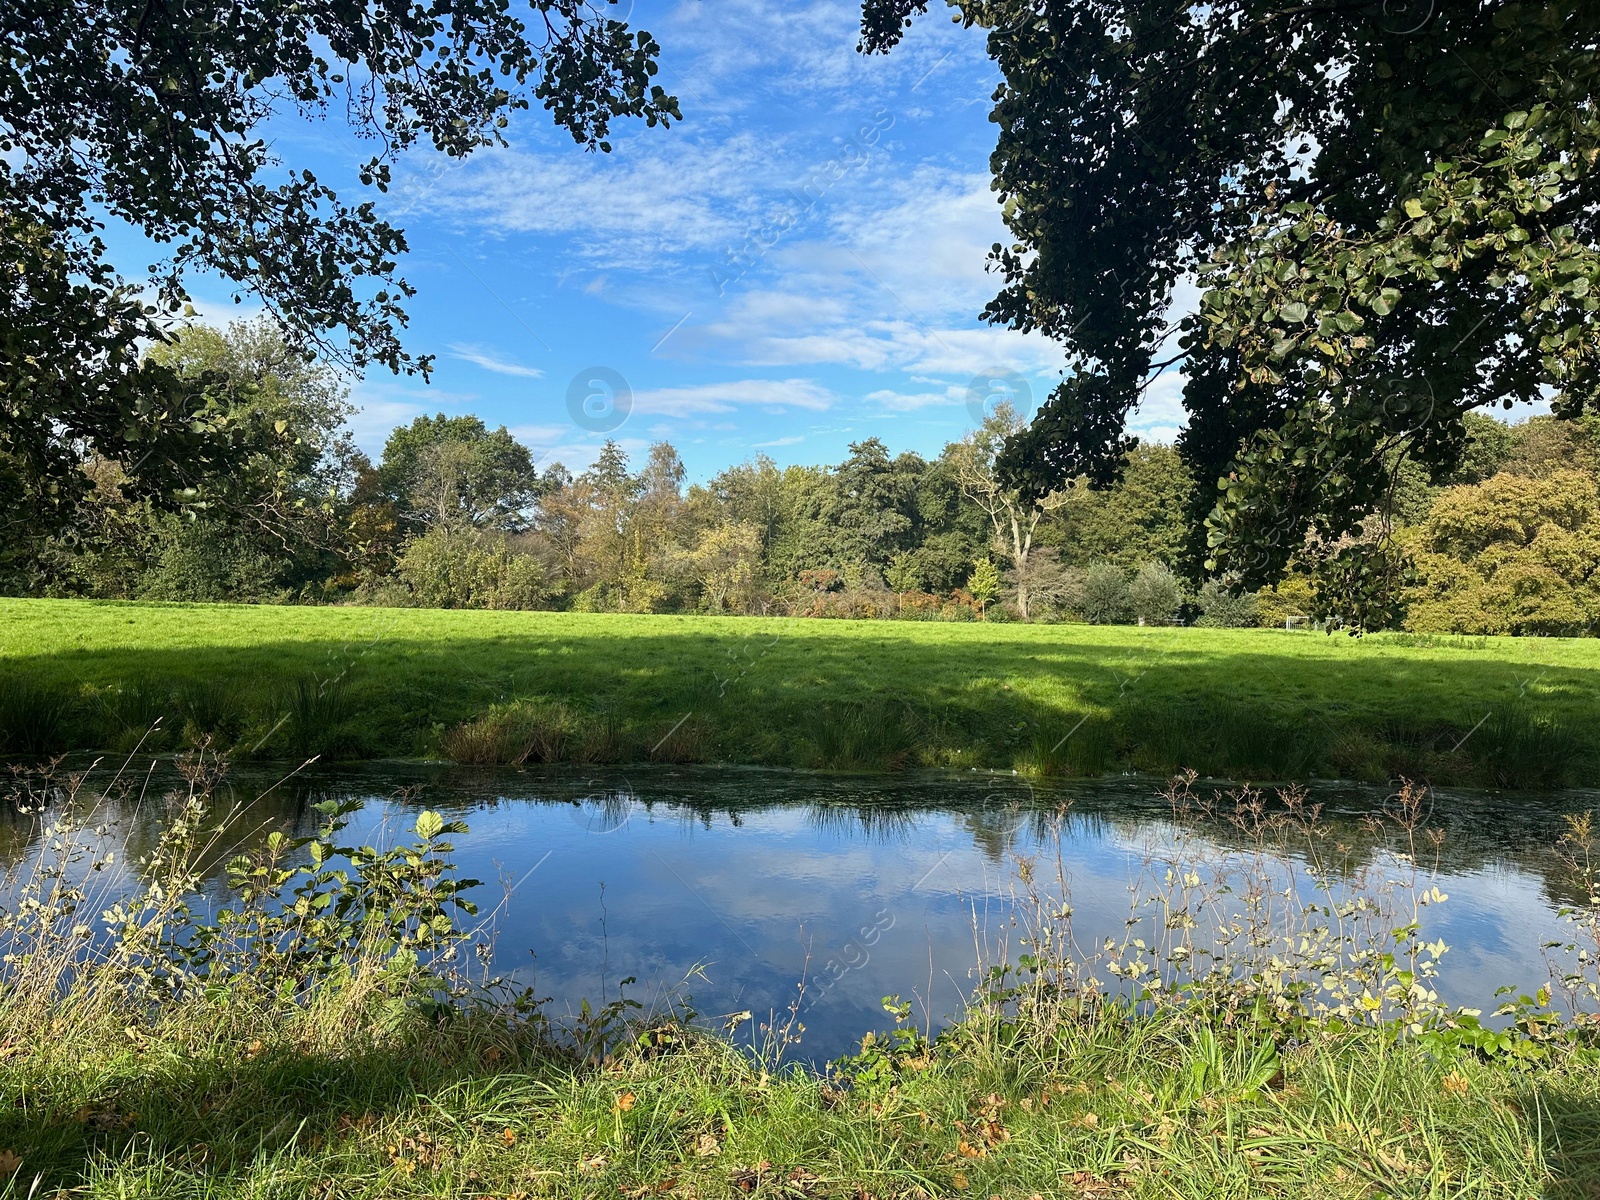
left=1402, top=471, right=1600, bottom=635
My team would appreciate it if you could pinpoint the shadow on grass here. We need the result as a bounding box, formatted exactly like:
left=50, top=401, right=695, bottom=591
left=4, top=625, right=1598, bottom=787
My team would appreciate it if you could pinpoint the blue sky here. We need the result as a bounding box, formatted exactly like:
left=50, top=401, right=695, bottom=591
left=176, top=0, right=1191, bottom=478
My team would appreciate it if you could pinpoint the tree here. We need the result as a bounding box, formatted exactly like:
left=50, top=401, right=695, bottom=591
left=1079, top=564, right=1133, bottom=625
left=3, top=0, right=678, bottom=376
left=945, top=403, right=1066, bottom=619
left=1044, top=444, right=1194, bottom=570
left=14, top=318, right=363, bottom=599
left=378, top=415, right=539, bottom=532
left=884, top=550, right=920, bottom=611
left=967, top=556, right=1002, bottom=616
left=1, top=224, right=236, bottom=577
left=862, top=2, right=1600, bottom=624
left=1401, top=469, right=1600, bottom=635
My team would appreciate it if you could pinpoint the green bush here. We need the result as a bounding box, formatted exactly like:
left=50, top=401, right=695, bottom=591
left=1129, top=561, right=1185, bottom=624
left=395, top=528, right=553, bottom=610
left=1194, top=580, right=1260, bottom=628
left=1079, top=563, right=1133, bottom=624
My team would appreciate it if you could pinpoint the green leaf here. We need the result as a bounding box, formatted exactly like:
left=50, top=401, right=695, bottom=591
left=415, top=810, right=445, bottom=841
left=1403, top=198, right=1425, bottom=219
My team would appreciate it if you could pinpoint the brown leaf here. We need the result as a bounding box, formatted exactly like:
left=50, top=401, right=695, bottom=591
left=0, top=1150, right=20, bottom=1178
left=501, top=1127, right=517, bottom=1147
left=616, top=1091, right=637, bottom=1112
left=696, top=1133, right=721, bottom=1157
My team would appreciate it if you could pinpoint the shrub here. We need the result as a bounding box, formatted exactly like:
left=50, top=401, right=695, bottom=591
left=1194, top=580, right=1259, bottom=628
left=1079, top=564, right=1133, bottom=624
left=395, top=528, right=553, bottom=610
left=1128, top=562, right=1184, bottom=625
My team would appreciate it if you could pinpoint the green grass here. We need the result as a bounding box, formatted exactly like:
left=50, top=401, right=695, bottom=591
left=4, top=994, right=1594, bottom=1199
left=3, top=597, right=1598, bottom=787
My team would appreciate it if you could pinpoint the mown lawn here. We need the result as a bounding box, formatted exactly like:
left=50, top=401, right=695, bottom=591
left=2, top=597, right=1596, bottom=787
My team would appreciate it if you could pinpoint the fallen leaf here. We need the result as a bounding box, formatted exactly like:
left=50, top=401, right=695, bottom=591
left=1442, top=1072, right=1470, bottom=1095
left=952, top=1172, right=970, bottom=1192
left=616, top=1091, right=637, bottom=1112
left=0, top=1151, right=20, bottom=1178
left=501, top=1127, right=517, bottom=1147
left=579, top=1153, right=608, bottom=1173
left=696, top=1133, right=721, bottom=1157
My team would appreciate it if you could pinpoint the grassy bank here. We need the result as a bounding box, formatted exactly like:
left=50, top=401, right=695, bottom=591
left=8, top=988, right=1594, bottom=1198
left=3, top=760, right=1600, bottom=1197
left=2, top=597, right=1597, bottom=787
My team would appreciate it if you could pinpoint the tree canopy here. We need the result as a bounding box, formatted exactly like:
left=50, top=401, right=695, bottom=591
left=861, top=1, right=1600, bottom=623
left=0, top=0, right=678, bottom=566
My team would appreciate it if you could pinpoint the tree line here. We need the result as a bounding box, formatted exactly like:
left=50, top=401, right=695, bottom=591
left=6, top=319, right=1598, bottom=636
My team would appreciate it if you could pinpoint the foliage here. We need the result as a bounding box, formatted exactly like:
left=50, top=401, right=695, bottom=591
left=1402, top=469, right=1600, bottom=635
left=1128, top=561, right=1184, bottom=625
left=1043, top=445, right=1195, bottom=570
left=393, top=527, right=553, bottom=611
left=966, top=556, right=1002, bottom=615
left=1078, top=564, right=1132, bottom=625
left=1, top=0, right=678, bottom=376
left=0, top=225, right=237, bottom=579
left=1193, top=581, right=1260, bottom=629
left=862, top=2, right=1600, bottom=611
left=378, top=414, right=543, bottom=533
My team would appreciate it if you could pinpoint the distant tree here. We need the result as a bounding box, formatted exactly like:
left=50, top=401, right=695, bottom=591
left=884, top=550, right=920, bottom=611
left=1045, top=444, right=1194, bottom=571
left=378, top=415, right=539, bottom=532
left=1400, top=466, right=1600, bottom=638
left=967, top=556, right=1003, bottom=617
left=946, top=403, right=1067, bottom=619
left=1194, top=581, right=1261, bottom=629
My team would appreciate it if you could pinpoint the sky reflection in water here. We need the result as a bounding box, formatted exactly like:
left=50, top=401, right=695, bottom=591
left=9, top=763, right=1597, bottom=1063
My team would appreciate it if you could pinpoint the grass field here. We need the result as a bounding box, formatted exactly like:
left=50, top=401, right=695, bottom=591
left=2, top=597, right=1596, bottom=787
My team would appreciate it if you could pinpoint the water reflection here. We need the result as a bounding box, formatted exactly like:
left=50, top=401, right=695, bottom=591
left=3, top=762, right=1596, bottom=1061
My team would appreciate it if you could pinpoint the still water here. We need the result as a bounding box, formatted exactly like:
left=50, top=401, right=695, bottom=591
left=6, top=762, right=1596, bottom=1061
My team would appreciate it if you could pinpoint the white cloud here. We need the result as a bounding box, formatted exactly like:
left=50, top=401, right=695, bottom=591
left=448, top=343, right=545, bottom=378
left=1127, top=368, right=1189, bottom=447
left=630, top=378, right=835, bottom=417
left=752, top=434, right=807, bottom=447
left=864, top=387, right=960, bottom=412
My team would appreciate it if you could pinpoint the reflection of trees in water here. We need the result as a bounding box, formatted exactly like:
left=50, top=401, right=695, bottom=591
left=6, top=760, right=1596, bottom=926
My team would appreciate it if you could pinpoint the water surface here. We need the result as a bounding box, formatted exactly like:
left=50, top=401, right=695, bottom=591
left=6, top=763, right=1594, bottom=1061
